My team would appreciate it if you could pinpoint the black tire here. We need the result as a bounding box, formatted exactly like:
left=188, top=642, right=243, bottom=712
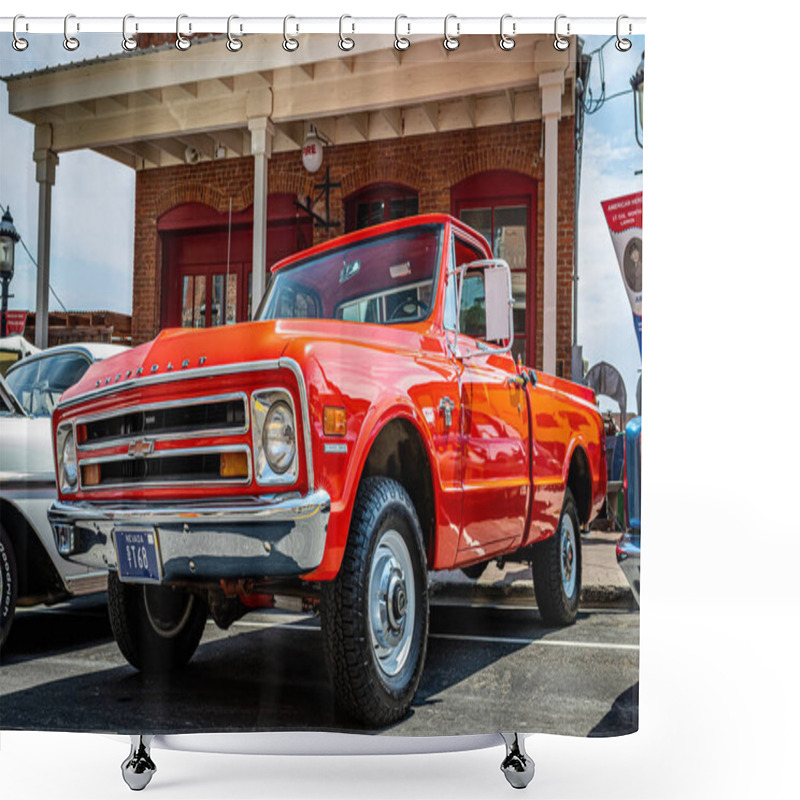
left=532, top=489, right=581, bottom=626
left=107, top=572, right=207, bottom=673
left=321, top=477, right=429, bottom=727
left=0, top=526, right=18, bottom=654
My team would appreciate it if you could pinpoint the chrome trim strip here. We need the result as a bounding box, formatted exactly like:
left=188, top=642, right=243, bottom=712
left=279, top=357, right=315, bottom=491
left=57, top=358, right=286, bottom=409
left=79, top=444, right=252, bottom=490
left=50, top=490, right=329, bottom=524
left=75, top=391, right=250, bottom=452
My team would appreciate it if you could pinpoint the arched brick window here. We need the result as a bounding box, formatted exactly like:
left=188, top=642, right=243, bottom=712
left=345, top=183, right=419, bottom=233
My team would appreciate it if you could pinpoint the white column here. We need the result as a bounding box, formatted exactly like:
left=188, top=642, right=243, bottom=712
left=248, top=116, right=273, bottom=319
left=539, top=71, right=564, bottom=375
left=33, top=124, right=58, bottom=349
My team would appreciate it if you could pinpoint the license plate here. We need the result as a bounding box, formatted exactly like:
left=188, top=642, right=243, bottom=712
left=113, top=528, right=162, bottom=583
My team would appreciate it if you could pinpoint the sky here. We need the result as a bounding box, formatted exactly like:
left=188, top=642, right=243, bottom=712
left=0, top=34, right=136, bottom=316
left=0, top=29, right=643, bottom=408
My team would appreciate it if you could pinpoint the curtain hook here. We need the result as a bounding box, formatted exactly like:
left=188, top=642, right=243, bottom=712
left=553, top=14, right=570, bottom=51
left=175, top=14, right=191, bottom=51
left=226, top=15, right=243, bottom=52
left=12, top=15, right=29, bottom=51
left=616, top=15, right=632, bottom=51
left=443, top=14, right=460, bottom=51
left=339, top=15, right=355, bottom=51
left=63, top=13, right=80, bottom=51
left=394, top=15, right=410, bottom=51
left=499, top=14, right=516, bottom=51
left=283, top=15, right=299, bottom=51
left=122, top=14, right=138, bottom=52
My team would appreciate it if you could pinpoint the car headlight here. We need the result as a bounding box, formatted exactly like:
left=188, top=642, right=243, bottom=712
left=251, top=391, right=298, bottom=484
left=57, top=423, right=78, bottom=493
left=264, top=401, right=296, bottom=474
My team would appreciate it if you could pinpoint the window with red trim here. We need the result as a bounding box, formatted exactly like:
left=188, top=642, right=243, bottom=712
left=345, top=183, right=419, bottom=233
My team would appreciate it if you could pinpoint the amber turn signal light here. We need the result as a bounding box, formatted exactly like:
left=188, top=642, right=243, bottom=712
left=220, top=451, right=249, bottom=478
left=82, top=463, right=101, bottom=486
left=323, top=406, right=347, bottom=436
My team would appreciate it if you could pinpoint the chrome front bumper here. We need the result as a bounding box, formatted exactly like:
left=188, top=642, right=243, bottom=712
left=616, top=530, right=640, bottom=606
left=48, top=490, right=331, bottom=584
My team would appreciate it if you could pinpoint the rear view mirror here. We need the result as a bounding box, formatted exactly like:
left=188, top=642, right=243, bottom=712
left=453, top=259, right=514, bottom=359
left=484, top=263, right=512, bottom=342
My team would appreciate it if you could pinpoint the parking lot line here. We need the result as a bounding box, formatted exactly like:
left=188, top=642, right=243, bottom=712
left=430, top=632, right=639, bottom=651
left=226, top=618, right=638, bottom=651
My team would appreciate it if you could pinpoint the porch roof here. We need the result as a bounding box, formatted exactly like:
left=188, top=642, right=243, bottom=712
left=4, top=33, right=576, bottom=169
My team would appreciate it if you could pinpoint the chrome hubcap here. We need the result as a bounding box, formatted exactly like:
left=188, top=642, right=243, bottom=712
left=560, top=516, right=577, bottom=597
left=368, top=529, right=415, bottom=678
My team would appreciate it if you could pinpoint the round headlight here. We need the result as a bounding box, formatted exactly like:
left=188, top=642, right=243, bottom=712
left=263, top=401, right=296, bottom=474
left=61, top=428, right=78, bottom=488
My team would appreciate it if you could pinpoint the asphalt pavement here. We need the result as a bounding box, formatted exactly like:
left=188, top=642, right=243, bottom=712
left=0, top=530, right=637, bottom=736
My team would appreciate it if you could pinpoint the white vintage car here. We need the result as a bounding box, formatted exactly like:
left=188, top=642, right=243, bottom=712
left=0, top=342, right=128, bottom=650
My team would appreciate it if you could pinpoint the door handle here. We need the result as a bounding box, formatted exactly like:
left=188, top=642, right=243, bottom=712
left=438, top=396, right=455, bottom=427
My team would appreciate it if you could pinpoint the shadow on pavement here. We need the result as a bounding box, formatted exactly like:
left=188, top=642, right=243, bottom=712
left=588, top=682, right=639, bottom=737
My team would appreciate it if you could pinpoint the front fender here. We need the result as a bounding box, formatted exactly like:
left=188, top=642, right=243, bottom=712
left=301, top=397, right=440, bottom=582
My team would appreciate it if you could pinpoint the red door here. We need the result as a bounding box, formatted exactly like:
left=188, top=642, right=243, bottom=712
left=159, top=198, right=312, bottom=330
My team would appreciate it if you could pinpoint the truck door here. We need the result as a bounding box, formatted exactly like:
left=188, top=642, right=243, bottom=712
left=452, top=234, right=530, bottom=561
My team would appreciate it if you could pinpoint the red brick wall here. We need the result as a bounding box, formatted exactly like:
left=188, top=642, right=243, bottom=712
left=133, top=120, right=575, bottom=372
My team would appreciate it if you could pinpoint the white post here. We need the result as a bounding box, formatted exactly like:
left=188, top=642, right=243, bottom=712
left=539, top=71, right=564, bottom=376
left=248, top=116, right=273, bottom=319
left=33, top=124, right=58, bottom=349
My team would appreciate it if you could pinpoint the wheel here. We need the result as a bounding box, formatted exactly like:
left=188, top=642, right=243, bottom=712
left=0, top=526, right=18, bottom=654
left=461, top=561, right=488, bottom=580
left=531, top=489, right=581, bottom=626
left=107, top=572, right=207, bottom=673
left=321, top=477, right=429, bottom=727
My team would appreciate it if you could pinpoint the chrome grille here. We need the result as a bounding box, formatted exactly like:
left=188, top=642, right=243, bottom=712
left=78, top=393, right=247, bottom=450
left=79, top=446, right=251, bottom=489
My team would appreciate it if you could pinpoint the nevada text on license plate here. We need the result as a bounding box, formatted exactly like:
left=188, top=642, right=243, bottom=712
left=113, top=528, right=162, bottom=583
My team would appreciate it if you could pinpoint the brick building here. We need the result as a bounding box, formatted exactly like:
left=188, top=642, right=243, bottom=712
left=4, top=32, right=586, bottom=375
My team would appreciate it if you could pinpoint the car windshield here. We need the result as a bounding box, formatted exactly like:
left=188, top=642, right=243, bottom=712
left=257, top=224, right=443, bottom=325
left=5, top=352, right=91, bottom=417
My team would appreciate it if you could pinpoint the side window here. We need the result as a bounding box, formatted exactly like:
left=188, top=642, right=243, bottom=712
left=459, top=271, right=486, bottom=338
left=452, top=235, right=487, bottom=340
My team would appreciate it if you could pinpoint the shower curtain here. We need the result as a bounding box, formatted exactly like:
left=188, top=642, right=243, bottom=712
left=0, top=22, right=642, bottom=750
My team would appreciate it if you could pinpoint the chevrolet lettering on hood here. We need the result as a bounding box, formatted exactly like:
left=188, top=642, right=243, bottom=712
left=47, top=214, right=608, bottom=729
left=93, top=356, right=208, bottom=388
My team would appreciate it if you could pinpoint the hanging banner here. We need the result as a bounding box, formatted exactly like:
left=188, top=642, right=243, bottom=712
left=602, top=192, right=643, bottom=354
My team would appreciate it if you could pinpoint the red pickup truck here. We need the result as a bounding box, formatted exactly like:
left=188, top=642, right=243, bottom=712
left=49, top=214, right=606, bottom=726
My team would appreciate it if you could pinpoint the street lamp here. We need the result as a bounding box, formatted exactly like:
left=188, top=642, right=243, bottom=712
left=0, top=208, right=21, bottom=338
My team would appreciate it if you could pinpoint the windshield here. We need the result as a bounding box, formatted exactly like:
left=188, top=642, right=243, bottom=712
left=5, top=352, right=91, bottom=417
left=257, top=224, right=443, bottom=325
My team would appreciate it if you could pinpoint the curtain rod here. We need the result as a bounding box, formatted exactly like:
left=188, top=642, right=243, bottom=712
left=1, top=16, right=646, bottom=37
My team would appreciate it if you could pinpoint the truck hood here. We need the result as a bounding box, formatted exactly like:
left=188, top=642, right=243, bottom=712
left=59, top=321, right=293, bottom=404
left=59, top=318, right=423, bottom=405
